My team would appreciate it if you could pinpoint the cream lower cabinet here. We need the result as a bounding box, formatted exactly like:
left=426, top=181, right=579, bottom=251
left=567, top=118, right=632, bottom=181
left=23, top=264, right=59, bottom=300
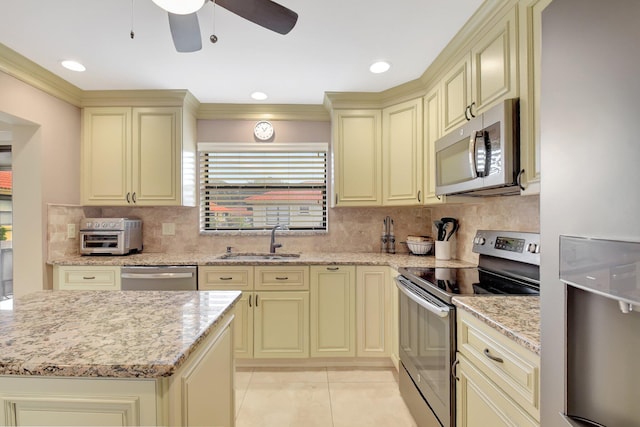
left=356, top=266, right=391, bottom=357
left=456, top=310, right=540, bottom=427
left=53, top=265, right=121, bottom=290
left=199, top=266, right=309, bottom=359
left=0, top=313, right=234, bottom=427
left=310, top=266, right=356, bottom=357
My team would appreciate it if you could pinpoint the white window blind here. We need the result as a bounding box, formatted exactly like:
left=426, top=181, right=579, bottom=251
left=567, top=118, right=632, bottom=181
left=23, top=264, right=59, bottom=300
left=198, top=143, right=328, bottom=232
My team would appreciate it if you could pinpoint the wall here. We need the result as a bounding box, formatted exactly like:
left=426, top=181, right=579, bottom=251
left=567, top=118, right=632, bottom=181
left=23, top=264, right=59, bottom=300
left=0, top=71, right=80, bottom=294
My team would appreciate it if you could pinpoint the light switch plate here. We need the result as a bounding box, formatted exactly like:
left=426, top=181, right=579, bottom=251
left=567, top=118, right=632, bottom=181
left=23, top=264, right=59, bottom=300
left=67, top=223, right=76, bottom=239
left=162, top=223, right=176, bottom=236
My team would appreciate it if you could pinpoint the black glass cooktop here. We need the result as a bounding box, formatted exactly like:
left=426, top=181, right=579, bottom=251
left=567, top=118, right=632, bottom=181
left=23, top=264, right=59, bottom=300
left=399, top=266, right=540, bottom=304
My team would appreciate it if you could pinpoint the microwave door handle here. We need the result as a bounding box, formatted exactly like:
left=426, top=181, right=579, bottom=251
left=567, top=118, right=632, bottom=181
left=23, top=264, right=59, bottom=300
left=469, top=135, right=478, bottom=177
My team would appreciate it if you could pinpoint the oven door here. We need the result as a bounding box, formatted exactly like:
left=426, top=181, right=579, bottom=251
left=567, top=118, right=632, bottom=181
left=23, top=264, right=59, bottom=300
left=396, top=276, right=455, bottom=427
left=80, top=230, right=125, bottom=255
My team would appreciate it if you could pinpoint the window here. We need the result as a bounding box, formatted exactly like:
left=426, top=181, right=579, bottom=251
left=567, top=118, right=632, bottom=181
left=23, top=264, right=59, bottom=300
left=199, top=142, right=328, bottom=232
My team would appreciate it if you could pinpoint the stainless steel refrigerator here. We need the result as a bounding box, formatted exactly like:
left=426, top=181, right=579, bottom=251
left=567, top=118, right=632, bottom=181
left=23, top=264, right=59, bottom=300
left=539, top=1, right=640, bottom=426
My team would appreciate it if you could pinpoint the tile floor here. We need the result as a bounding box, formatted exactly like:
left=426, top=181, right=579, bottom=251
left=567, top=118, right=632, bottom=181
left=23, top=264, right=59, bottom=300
left=235, top=367, right=417, bottom=427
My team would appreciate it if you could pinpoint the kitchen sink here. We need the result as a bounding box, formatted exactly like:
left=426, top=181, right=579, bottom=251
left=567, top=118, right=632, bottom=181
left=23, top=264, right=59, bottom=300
left=219, top=253, right=301, bottom=261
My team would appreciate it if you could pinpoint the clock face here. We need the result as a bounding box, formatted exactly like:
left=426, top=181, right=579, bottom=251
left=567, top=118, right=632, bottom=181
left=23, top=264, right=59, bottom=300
left=254, top=121, right=274, bottom=141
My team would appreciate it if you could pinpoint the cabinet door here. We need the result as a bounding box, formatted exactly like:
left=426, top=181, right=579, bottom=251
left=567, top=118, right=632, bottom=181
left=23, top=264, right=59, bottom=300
left=356, top=267, right=391, bottom=357
left=54, top=266, right=121, bottom=290
left=423, top=86, right=446, bottom=205
left=442, top=56, right=472, bottom=134
left=457, top=355, right=539, bottom=427
left=471, top=6, right=519, bottom=114
left=231, top=292, right=253, bottom=358
left=332, top=110, right=382, bottom=206
left=82, top=107, right=132, bottom=205
left=253, top=291, right=309, bottom=358
left=310, top=266, right=356, bottom=357
left=518, top=0, right=551, bottom=195
left=132, top=107, right=181, bottom=205
left=382, top=99, right=423, bottom=206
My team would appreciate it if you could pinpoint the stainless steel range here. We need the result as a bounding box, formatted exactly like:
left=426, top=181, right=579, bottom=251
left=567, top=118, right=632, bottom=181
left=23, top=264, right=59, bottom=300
left=395, top=230, right=540, bottom=427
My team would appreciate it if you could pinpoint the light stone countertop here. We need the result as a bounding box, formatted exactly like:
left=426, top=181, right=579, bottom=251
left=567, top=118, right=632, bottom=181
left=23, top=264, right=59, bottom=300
left=48, top=252, right=476, bottom=270
left=0, top=290, right=241, bottom=378
left=452, top=296, right=540, bottom=355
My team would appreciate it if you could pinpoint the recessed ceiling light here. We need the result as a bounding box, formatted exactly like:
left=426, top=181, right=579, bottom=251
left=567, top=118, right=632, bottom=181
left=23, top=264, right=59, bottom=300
left=369, top=61, right=391, bottom=74
left=251, top=92, right=268, bottom=101
left=61, top=60, right=86, bottom=72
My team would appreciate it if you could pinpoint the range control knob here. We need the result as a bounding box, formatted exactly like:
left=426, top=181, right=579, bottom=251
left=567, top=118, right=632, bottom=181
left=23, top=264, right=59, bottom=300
left=474, top=236, right=486, bottom=245
left=527, top=243, right=539, bottom=253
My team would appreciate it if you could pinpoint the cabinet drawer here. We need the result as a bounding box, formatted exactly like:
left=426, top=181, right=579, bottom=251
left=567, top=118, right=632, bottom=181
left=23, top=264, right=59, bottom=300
left=457, top=310, right=540, bottom=420
left=54, top=266, right=121, bottom=291
left=198, top=266, right=253, bottom=290
left=254, top=266, right=309, bottom=291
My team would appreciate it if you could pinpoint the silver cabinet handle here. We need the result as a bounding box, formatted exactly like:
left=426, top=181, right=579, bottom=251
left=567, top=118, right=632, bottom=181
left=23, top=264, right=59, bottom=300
left=483, top=348, right=504, bottom=363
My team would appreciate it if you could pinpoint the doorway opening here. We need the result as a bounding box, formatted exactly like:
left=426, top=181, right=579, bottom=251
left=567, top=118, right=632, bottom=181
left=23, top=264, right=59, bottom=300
left=0, top=146, right=12, bottom=302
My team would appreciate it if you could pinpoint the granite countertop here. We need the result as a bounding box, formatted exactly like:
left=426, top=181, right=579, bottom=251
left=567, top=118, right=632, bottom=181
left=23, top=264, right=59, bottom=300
left=452, top=296, right=540, bottom=355
left=0, top=290, right=241, bottom=378
left=48, top=252, right=476, bottom=270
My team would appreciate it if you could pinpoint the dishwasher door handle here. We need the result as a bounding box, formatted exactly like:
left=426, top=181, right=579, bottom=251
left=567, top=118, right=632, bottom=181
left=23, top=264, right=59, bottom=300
left=121, top=272, right=194, bottom=280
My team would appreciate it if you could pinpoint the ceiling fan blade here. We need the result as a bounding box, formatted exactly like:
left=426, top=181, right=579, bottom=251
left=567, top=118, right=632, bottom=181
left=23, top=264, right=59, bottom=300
left=168, top=12, right=202, bottom=52
left=216, top=0, right=298, bottom=35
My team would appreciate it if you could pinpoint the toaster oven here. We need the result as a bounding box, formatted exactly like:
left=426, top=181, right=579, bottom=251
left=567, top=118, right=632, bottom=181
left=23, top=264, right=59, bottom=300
left=80, top=218, right=143, bottom=255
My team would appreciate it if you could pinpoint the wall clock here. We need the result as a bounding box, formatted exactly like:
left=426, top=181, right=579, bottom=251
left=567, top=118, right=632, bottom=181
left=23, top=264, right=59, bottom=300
left=254, top=120, right=274, bottom=141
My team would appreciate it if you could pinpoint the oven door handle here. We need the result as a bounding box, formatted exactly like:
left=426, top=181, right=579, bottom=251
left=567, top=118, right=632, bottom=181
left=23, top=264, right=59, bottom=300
left=395, top=277, right=450, bottom=318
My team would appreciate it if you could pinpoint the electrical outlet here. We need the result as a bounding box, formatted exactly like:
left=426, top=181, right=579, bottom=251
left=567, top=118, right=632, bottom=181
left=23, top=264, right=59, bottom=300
left=162, top=223, right=176, bottom=236
left=67, top=223, right=76, bottom=239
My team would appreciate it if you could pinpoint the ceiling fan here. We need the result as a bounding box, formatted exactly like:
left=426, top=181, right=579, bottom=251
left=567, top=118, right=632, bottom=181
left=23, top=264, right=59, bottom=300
left=151, top=0, right=298, bottom=53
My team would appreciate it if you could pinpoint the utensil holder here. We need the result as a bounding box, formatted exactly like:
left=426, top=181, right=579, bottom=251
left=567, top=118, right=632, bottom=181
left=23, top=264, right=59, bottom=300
left=435, top=241, right=452, bottom=260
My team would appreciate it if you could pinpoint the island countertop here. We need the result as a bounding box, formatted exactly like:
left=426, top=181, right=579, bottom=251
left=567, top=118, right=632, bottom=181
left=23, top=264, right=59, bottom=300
left=0, top=290, right=241, bottom=378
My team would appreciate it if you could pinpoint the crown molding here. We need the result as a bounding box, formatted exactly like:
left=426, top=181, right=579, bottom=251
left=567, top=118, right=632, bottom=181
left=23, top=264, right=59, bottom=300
left=197, top=104, right=330, bottom=121
left=80, top=89, right=201, bottom=109
left=0, top=43, right=83, bottom=106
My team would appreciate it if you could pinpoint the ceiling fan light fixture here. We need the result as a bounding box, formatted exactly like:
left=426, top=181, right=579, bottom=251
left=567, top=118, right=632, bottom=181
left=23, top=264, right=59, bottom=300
left=61, top=60, right=86, bottom=72
left=152, top=0, right=205, bottom=15
left=251, top=91, right=268, bottom=101
left=369, top=61, right=391, bottom=74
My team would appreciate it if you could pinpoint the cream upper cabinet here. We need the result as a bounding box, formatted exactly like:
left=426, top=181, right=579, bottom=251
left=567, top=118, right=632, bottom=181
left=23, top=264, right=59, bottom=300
left=456, top=309, right=540, bottom=426
left=423, top=86, right=446, bottom=205
left=518, top=0, right=551, bottom=195
left=442, top=5, right=519, bottom=135
left=332, top=109, right=382, bottom=206
left=310, top=265, right=356, bottom=357
left=382, top=98, right=423, bottom=206
left=356, top=266, right=391, bottom=357
left=82, top=105, right=196, bottom=206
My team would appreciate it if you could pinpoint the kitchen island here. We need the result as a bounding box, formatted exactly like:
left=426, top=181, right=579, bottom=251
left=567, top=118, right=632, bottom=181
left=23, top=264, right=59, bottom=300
left=0, top=290, right=241, bottom=426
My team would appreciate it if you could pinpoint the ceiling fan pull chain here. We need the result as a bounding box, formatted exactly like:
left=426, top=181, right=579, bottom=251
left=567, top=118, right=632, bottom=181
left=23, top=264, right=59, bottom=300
left=130, top=0, right=135, bottom=39
left=210, top=0, right=218, bottom=43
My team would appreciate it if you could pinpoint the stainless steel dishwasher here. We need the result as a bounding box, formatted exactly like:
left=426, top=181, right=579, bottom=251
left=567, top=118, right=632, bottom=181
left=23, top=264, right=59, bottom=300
left=120, top=266, right=197, bottom=291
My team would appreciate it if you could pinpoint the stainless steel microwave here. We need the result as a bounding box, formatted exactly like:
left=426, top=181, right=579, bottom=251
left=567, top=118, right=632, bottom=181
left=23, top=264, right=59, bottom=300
left=435, top=98, right=520, bottom=197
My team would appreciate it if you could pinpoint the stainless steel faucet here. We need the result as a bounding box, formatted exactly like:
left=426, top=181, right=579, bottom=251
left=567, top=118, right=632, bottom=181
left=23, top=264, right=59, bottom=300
left=269, top=224, right=287, bottom=253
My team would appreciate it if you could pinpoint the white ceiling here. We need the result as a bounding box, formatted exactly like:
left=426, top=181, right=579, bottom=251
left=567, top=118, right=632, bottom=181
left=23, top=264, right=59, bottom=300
left=0, top=0, right=484, bottom=105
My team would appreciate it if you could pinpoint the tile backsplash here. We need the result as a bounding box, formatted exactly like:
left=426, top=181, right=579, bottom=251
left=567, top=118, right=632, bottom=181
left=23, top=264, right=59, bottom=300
left=47, top=195, right=539, bottom=262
